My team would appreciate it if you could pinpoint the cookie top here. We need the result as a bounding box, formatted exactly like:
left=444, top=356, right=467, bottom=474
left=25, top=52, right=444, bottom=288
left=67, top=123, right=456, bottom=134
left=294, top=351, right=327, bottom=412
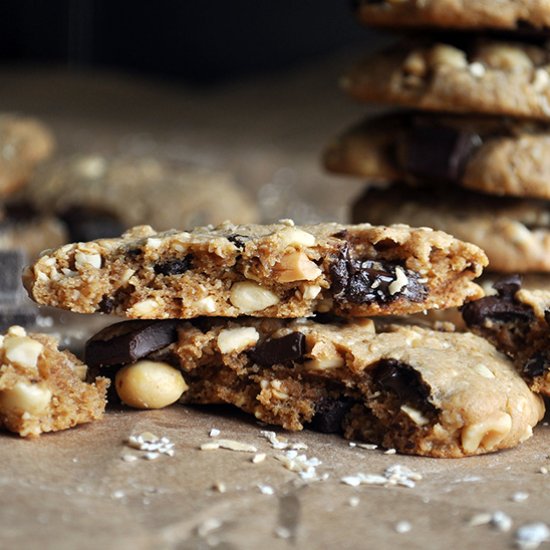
left=325, top=112, right=550, bottom=200
left=85, top=317, right=544, bottom=457
left=0, top=114, right=55, bottom=197
left=353, top=184, right=550, bottom=273
left=354, top=0, right=550, bottom=31
left=343, top=39, right=550, bottom=120
left=23, top=220, right=487, bottom=319
left=462, top=276, right=550, bottom=395
left=20, top=154, right=258, bottom=233
left=0, top=325, right=108, bottom=437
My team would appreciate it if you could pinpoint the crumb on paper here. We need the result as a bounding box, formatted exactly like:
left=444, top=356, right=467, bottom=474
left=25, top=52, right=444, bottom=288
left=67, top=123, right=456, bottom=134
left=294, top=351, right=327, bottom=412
left=126, top=432, right=175, bottom=458
left=515, top=522, right=550, bottom=550
left=511, top=491, right=529, bottom=503
left=395, top=521, right=412, bottom=534
left=341, top=464, right=422, bottom=489
left=259, top=430, right=307, bottom=451
left=258, top=484, right=275, bottom=495
left=252, top=453, right=266, bottom=464
left=274, top=527, right=291, bottom=539
left=209, top=428, right=221, bottom=438
left=200, top=439, right=258, bottom=453
left=469, top=511, right=512, bottom=532
left=212, top=482, right=227, bottom=493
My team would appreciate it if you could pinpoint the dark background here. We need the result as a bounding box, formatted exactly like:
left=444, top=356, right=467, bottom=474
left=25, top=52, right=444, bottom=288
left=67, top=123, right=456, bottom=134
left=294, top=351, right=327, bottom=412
left=0, top=1, right=374, bottom=84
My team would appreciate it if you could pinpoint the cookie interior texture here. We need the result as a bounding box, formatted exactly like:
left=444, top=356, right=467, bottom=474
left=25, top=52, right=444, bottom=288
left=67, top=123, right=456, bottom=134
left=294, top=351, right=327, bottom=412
left=354, top=0, right=550, bottom=31
left=85, top=318, right=543, bottom=458
left=325, top=112, right=550, bottom=200
left=23, top=221, right=487, bottom=319
left=352, top=183, right=550, bottom=273
left=0, top=326, right=109, bottom=437
left=463, top=276, right=550, bottom=394
left=343, top=38, right=550, bottom=120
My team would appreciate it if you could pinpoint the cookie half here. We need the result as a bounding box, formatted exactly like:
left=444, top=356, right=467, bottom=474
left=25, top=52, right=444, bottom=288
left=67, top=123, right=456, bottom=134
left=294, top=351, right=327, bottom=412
left=85, top=318, right=544, bottom=458
left=0, top=325, right=109, bottom=437
left=23, top=221, right=487, bottom=319
left=343, top=39, right=550, bottom=120
left=354, top=0, right=550, bottom=31
left=325, top=112, right=550, bottom=200
left=352, top=184, right=550, bottom=273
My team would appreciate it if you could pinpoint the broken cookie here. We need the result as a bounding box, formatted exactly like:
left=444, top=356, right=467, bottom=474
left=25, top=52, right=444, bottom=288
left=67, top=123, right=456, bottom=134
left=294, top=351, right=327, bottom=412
left=85, top=318, right=543, bottom=458
left=462, top=276, right=550, bottom=395
left=0, top=325, right=109, bottom=437
left=23, top=220, right=487, bottom=319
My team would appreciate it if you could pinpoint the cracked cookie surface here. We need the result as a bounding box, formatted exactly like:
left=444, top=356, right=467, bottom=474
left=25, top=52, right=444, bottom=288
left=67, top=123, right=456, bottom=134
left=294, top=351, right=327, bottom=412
left=343, top=39, right=550, bottom=120
left=23, top=220, right=487, bottom=319
left=325, top=112, right=550, bottom=200
left=85, top=317, right=544, bottom=458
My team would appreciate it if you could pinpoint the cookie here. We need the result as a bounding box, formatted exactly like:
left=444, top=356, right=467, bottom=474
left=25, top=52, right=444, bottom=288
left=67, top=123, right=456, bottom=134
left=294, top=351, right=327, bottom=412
left=19, top=154, right=258, bottom=235
left=23, top=220, right=487, bottom=319
left=353, top=0, right=550, bottom=31
left=342, top=39, right=550, bottom=120
left=325, top=112, right=550, bottom=200
left=352, top=184, right=550, bottom=273
left=462, top=275, right=550, bottom=395
left=0, top=203, right=67, bottom=259
left=85, top=317, right=544, bottom=458
left=0, top=325, right=109, bottom=437
left=0, top=114, right=55, bottom=197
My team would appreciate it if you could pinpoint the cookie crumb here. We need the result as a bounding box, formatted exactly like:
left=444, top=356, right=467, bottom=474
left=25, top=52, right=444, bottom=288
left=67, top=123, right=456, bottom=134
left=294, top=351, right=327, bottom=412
left=258, top=484, right=274, bottom=495
left=121, top=454, right=138, bottom=463
left=212, top=482, right=227, bottom=493
left=395, top=521, right=412, bottom=534
left=515, top=522, right=550, bottom=549
left=209, top=428, right=221, bottom=438
left=252, top=453, right=266, bottom=464
left=200, top=439, right=258, bottom=453
left=274, top=526, right=292, bottom=539
left=348, top=496, right=360, bottom=507
left=539, top=467, right=548, bottom=475
left=384, top=448, right=397, bottom=455
left=511, top=491, right=529, bottom=503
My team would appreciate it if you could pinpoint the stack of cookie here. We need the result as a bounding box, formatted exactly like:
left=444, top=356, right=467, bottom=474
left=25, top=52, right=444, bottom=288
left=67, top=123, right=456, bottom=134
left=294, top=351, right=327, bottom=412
left=324, top=1, right=550, bottom=287
left=17, top=220, right=546, bottom=457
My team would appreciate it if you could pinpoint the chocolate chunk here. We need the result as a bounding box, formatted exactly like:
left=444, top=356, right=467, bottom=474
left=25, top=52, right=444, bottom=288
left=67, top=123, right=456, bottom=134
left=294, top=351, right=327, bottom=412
left=401, top=125, right=482, bottom=184
left=523, top=350, right=549, bottom=379
left=329, top=245, right=427, bottom=305
left=0, top=250, right=26, bottom=306
left=249, top=332, right=306, bottom=366
left=493, top=275, right=522, bottom=297
left=227, top=234, right=249, bottom=250
left=461, top=295, right=534, bottom=327
left=58, top=205, right=126, bottom=242
left=308, top=397, right=356, bottom=434
left=98, top=295, right=117, bottom=314
left=85, top=320, right=179, bottom=368
left=373, top=359, right=429, bottom=403
left=154, top=256, right=193, bottom=276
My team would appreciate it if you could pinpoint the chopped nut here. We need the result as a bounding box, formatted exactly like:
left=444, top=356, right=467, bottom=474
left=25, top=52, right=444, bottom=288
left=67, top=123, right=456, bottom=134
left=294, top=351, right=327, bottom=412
left=200, top=439, right=258, bottom=453
left=274, top=251, right=322, bottom=283
left=217, top=327, right=259, bottom=354
left=229, top=281, right=280, bottom=313
left=403, top=51, right=427, bottom=77
left=302, top=284, right=321, bottom=300
left=461, top=412, right=512, bottom=453
left=277, top=227, right=316, bottom=248
left=115, top=360, right=188, bottom=409
left=128, top=299, right=159, bottom=317
left=195, top=296, right=217, bottom=313
left=4, top=336, right=43, bottom=371
left=74, top=250, right=102, bottom=270
left=304, top=340, right=344, bottom=370
left=430, top=44, right=467, bottom=69
left=0, top=381, right=52, bottom=416
left=400, top=405, right=429, bottom=426
left=469, top=62, right=486, bottom=78
left=388, top=266, right=408, bottom=295
left=479, top=44, right=532, bottom=72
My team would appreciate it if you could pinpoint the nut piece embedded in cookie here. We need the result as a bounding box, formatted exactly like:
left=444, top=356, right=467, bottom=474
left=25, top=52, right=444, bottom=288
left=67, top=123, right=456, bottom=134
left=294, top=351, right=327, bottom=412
left=0, top=326, right=109, bottom=437
left=24, top=221, right=487, bottom=319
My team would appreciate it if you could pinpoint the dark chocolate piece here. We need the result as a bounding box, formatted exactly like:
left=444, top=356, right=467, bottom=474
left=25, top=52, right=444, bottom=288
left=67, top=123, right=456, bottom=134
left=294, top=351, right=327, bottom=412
left=227, top=234, right=249, bottom=250
left=85, top=319, right=179, bottom=368
left=249, top=332, right=306, bottom=366
left=58, top=205, right=125, bottom=242
left=0, top=250, right=26, bottom=306
left=308, top=397, right=356, bottom=434
left=523, top=350, right=550, bottom=379
left=98, top=296, right=117, bottom=314
left=401, top=125, right=482, bottom=184
left=329, top=245, right=427, bottom=305
left=493, top=274, right=522, bottom=297
left=154, top=256, right=193, bottom=276
left=373, top=359, right=429, bottom=403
